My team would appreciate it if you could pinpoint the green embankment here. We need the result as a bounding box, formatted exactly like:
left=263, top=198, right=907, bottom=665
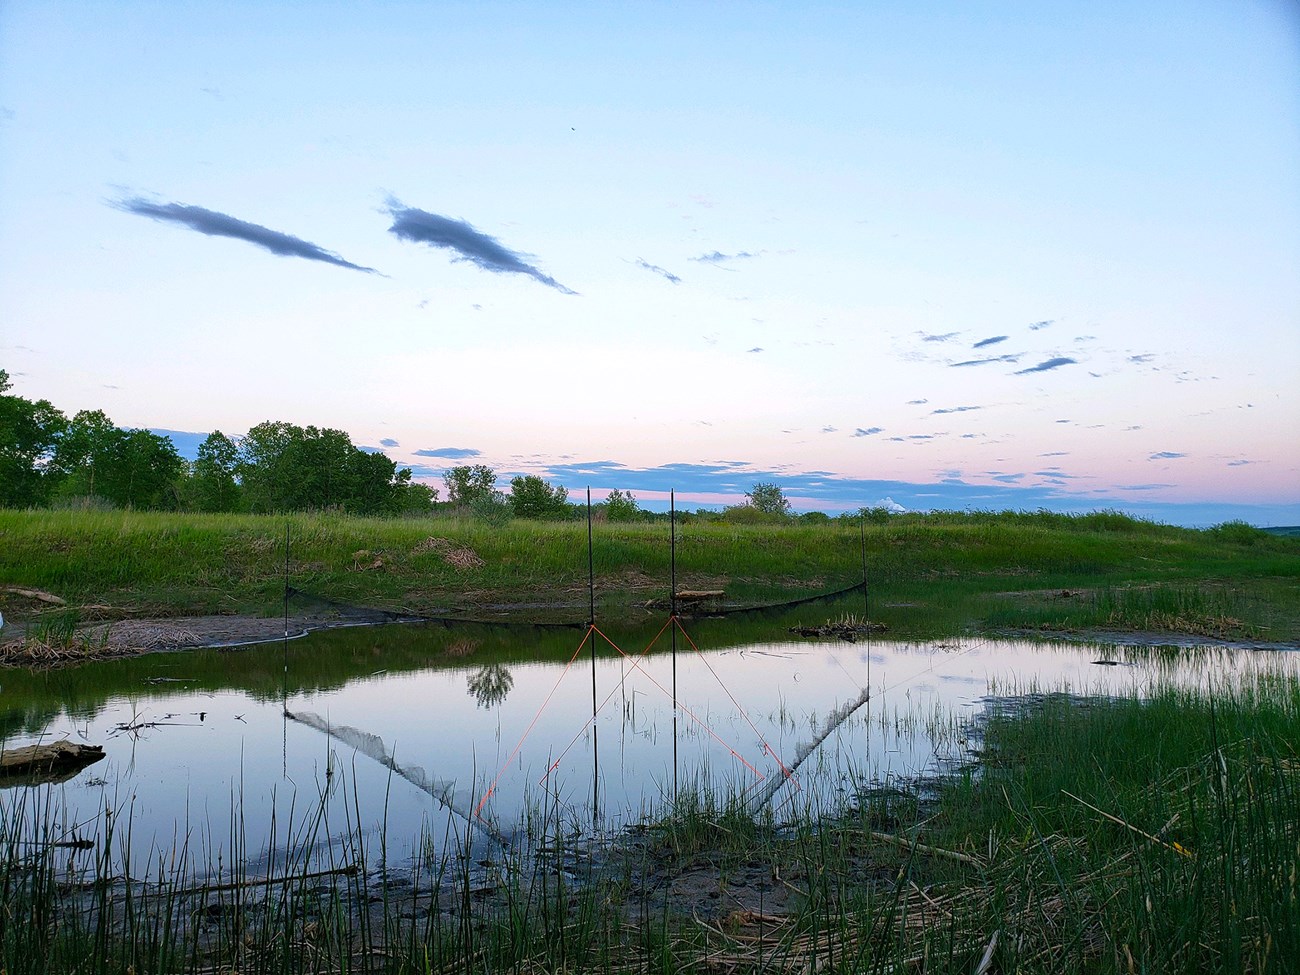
left=1, top=508, right=1297, bottom=641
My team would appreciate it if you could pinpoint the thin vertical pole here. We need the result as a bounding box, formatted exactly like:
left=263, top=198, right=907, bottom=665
left=671, top=490, right=678, bottom=800
left=282, top=522, right=290, bottom=776
left=587, top=488, right=598, bottom=820
left=860, top=512, right=870, bottom=696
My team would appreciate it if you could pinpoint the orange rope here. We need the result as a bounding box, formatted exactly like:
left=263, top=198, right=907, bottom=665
left=589, top=623, right=765, bottom=780
left=474, top=626, right=594, bottom=819
left=537, top=617, right=675, bottom=782
left=674, top=619, right=798, bottom=786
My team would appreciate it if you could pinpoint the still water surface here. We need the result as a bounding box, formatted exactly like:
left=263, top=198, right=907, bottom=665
left=2, top=604, right=1294, bottom=874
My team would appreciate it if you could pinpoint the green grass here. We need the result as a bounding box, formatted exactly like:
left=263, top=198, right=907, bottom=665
left=1, top=507, right=1298, bottom=642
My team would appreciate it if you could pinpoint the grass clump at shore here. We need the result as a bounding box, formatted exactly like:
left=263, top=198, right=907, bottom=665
left=2, top=507, right=1297, bottom=644
left=2, top=672, right=1295, bottom=973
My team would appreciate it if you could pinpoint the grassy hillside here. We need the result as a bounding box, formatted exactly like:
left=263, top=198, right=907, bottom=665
left=1, top=508, right=1297, bottom=640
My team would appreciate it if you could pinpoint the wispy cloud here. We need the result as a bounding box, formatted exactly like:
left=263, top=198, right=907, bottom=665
left=415, top=447, right=482, bottom=459
left=634, top=258, right=681, bottom=284
left=1149, top=451, right=1186, bottom=460
left=906, top=398, right=928, bottom=405
left=114, top=197, right=379, bottom=273
left=1028, top=319, right=1054, bottom=331
left=919, top=331, right=959, bottom=343
left=386, top=201, right=575, bottom=293
left=821, top=425, right=838, bottom=433
left=931, top=405, right=981, bottom=415
left=1227, top=459, right=1254, bottom=467
left=951, top=354, right=1020, bottom=367
left=690, top=249, right=759, bottom=264
left=853, top=427, right=884, bottom=437
left=1128, top=354, right=1155, bottom=364
left=1014, top=356, right=1077, bottom=375
left=379, top=438, right=399, bottom=448
left=972, top=335, right=1009, bottom=348
left=748, top=347, right=764, bottom=353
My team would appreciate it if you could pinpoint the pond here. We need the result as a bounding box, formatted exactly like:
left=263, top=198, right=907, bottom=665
left=3, top=598, right=1295, bottom=880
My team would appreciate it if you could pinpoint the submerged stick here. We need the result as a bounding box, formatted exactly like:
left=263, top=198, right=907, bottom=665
left=285, top=709, right=511, bottom=850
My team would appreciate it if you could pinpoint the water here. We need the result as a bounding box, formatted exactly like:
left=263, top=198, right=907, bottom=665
left=2, top=605, right=1295, bottom=877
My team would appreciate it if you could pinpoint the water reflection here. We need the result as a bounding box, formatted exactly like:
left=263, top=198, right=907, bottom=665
left=467, top=664, right=514, bottom=709
left=1, top=605, right=1296, bottom=878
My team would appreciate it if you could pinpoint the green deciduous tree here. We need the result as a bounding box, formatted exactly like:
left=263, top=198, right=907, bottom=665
left=604, top=488, right=640, bottom=522
left=509, top=475, right=570, bottom=520
left=0, top=369, right=66, bottom=507
left=746, top=482, right=791, bottom=516
left=443, top=464, right=497, bottom=507
left=187, top=430, right=242, bottom=512
left=237, top=421, right=406, bottom=513
left=49, top=410, right=184, bottom=509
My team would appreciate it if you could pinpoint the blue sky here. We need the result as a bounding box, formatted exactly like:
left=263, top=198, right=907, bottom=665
left=1, top=1, right=1297, bottom=525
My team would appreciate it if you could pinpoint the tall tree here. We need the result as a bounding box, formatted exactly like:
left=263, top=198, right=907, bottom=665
left=509, top=475, right=570, bottom=520
left=188, top=430, right=242, bottom=512
left=443, top=464, right=497, bottom=507
left=0, top=369, right=66, bottom=507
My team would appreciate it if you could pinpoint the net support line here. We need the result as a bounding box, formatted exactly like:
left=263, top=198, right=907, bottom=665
left=539, top=622, right=766, bottom=784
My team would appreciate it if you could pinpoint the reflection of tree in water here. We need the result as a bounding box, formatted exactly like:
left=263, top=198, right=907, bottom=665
left=467, top=664, right=514, bottom=709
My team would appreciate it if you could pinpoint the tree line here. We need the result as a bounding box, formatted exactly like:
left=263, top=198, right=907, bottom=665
left=3, top=369, right=857, bottom=521
left=0, top=370, right=431, bottom=514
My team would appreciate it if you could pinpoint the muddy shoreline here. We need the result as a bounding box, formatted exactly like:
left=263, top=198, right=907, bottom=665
left=3, top=609, right=1296, bottom=668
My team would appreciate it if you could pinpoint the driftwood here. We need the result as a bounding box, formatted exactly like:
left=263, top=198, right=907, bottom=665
left=0, top=586, right=66, bottom=606
left=0, top=740, right=105, bottom=785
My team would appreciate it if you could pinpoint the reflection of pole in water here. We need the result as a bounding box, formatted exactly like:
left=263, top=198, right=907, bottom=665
left=671, top=489, right=678, bottom=801
left=587, top=488, right=599, bottom=822
left=282, top=521, right=290, bottom=778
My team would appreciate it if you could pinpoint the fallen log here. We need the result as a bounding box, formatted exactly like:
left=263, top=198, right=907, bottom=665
left=0, top=741, right=106, bottom=785
left=0, top=586, right=66, bottom=606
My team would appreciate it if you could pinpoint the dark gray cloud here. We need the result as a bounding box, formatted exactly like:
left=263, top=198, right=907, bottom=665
left=634, top=258, right=681, bottom=284
left=853, top=427, right=884, bottom=437
left=920, top=331, right=959, bottom=343
left=115, top=198, right=379, bottom=273
left=1014, top=357, right=1077, bottom=375
left=1028, top=320, right=1054, bottom=330
left=690, top=250, right=759, bottom=264
left=931, top=405, right=981, bottom=415
left=951, top=354, right=1021, bottom=367
left=972, top=335, right=1009, bottom=348
left=379, top=438, right=400, bottom=448
left=386, top=202, right=575, bottom=293
left=415, top=447, right=482, bottom=459
left=1149, top=451, right=1186, bottom=460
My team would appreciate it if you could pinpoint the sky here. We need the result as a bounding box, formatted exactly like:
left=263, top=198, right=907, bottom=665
left=1, top=1, right=1298, bottom=526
